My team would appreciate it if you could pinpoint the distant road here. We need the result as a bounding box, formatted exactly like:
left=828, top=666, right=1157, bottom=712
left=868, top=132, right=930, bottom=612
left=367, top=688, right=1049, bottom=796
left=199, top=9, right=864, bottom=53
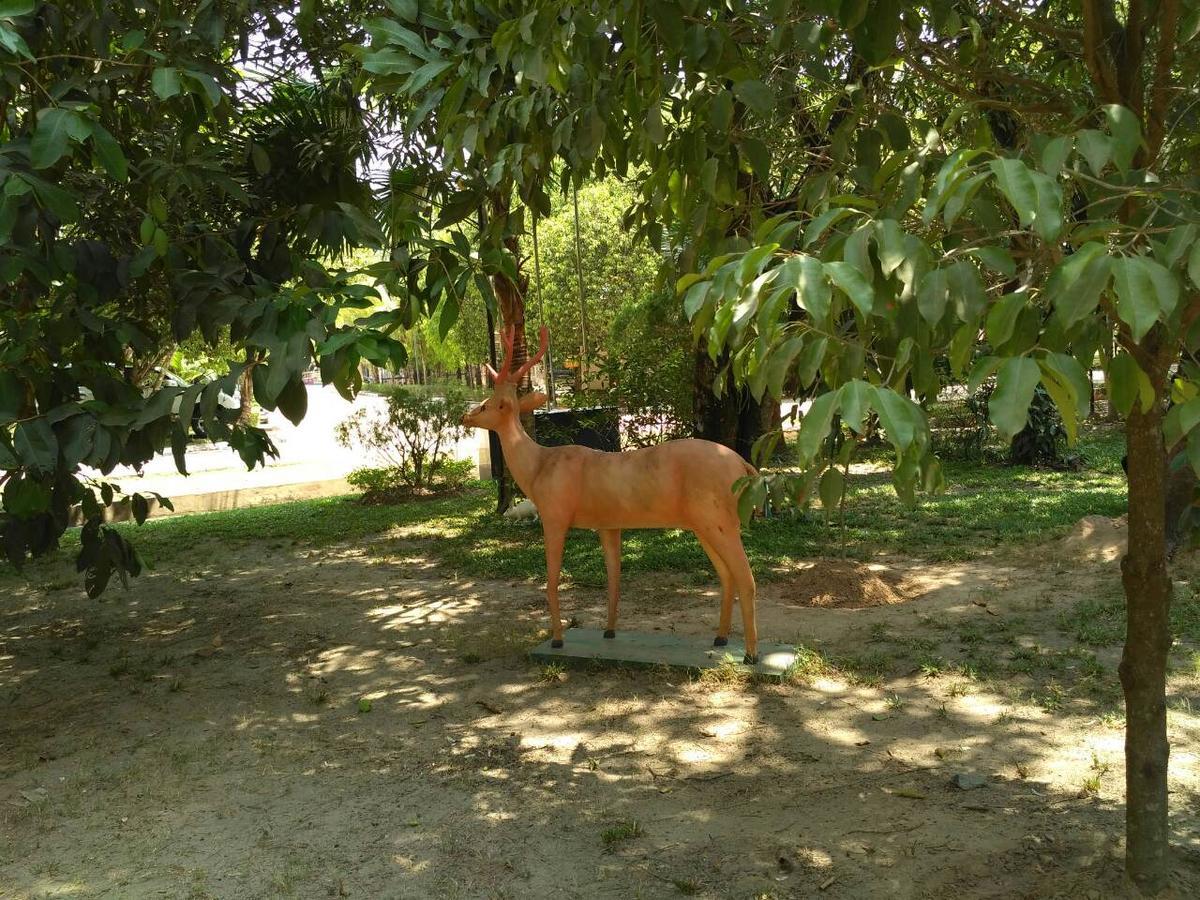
left=86, top=385, right=482, bottom=502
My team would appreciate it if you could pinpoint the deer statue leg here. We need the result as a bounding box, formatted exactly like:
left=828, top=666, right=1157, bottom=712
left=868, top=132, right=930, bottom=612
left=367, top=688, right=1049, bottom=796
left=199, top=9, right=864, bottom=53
left=699, top=525, right=758, bottom=664
left=697, top=533, right=734, bottom=648
left=599, top=529, right=621, bottom=638
left=543, top=523, right=567, bottom=648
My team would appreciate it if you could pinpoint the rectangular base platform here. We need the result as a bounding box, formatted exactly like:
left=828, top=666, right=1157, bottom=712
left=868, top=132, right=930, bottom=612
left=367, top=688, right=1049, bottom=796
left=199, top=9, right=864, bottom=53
left=529, top=628, right=799, bottom=680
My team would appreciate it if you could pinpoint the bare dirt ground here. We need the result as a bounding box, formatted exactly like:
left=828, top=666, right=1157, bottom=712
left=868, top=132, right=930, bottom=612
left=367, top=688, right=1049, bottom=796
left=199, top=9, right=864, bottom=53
left=1, top=518, right=1198, bottom=899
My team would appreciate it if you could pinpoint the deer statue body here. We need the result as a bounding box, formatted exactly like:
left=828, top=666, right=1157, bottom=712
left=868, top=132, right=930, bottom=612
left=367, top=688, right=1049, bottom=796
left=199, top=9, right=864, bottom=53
left=462, top=326, right=761, bottom=663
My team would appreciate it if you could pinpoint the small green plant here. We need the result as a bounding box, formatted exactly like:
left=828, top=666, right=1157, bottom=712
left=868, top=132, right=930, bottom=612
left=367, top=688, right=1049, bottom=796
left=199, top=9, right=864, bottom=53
left=1081, top=774, right=1102, bottom=795
left=672, top=878, right=701, bottom=895
left=601, top=820, right=644, bottom=845
left=337, top=386, right=471, bottom=496
left=538, top=663, right=567, bottom=684
left=885, top=693, right=906, bottom=711
left=1090, top=751, right=1112, bottom=776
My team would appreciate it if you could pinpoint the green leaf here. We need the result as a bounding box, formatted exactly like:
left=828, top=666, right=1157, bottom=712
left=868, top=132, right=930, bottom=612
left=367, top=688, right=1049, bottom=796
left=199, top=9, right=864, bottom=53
left=733, top=79, right=774, bottom=116
left=789, top=255, right=831, bottom=322
left=1112, top=255, right=1179, bottom=342
left=89, top=121, right=128, bottom=181
left=1164, top=398, right=1200, bottom=451
left=825, top=261, right=874, bottom=316
left=947, top=260, right=986, bottom=324
left=736, top=476, right=767, bottom=527
left=1104, top=105, right=1142, bottom=172
left=644, top=103, right=665, bottom=145
left=949, top=323, right=977, bottom=378
left=803, top=208, right=855, bottom=248
left=839, top=380, right=872, bottom=434
left=131, top=493, right=150, bottom=526
left=1189, top=241, right=1200, bottom=290
left=1076, top=130, right=1110, bottom=175
left=152, top=67, right=182, bottom=100
left=14, top=418, right=58, bottom=472
left=31, top=108, right=79, bottom=168
left=818, top=466, right=844, bottom=519
left=1038, top=352, right=1091, bottom=442
left=59, top=414, right=96, bottom=467
left=1040, top=135, right=1073, bottom=176
left=917, top=269, right=948, bottom=327
left=871, top=386, right=922, bottom=452
left=967, top=246, right=1016, bottom=277
left=0, top=370, right=22, bottom=422
left=989, top=357, right=1041, bottom=441
left=763, top=335, right=805, bottom=400
left=988, top=158, right=1062, bottom=241
left=796, top=391, right=838, bottom=464
left=683, top=280, right=710, bottom=320
left=3, top=475, right=49, bottom=517
left=740, top=136, right=770, bottom=180
left=0, top=21, right=32, bottom=58
left=874, top=219, right=906, bottom=276
left=795, top=336, right=827, bottom=388
left=1047, top=244, right=1111, bottom=329
left=942, top=171, right=989, bottom=229
left=1106, top=353, right=1154, bottom=417
left=275, top=376, right=308, bottom=427
left=1163, top=223, right=1197, bottom=270
left=986, top=291, right=1028, bottom=348
left=967, top=355, right=1002, bottom=395
left=0, top=1, right=36, bottom=18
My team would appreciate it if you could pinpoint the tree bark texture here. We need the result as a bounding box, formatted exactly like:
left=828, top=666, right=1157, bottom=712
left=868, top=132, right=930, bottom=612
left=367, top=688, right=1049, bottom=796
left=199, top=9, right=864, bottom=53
left=1120, top=399, right=1173, bottom=893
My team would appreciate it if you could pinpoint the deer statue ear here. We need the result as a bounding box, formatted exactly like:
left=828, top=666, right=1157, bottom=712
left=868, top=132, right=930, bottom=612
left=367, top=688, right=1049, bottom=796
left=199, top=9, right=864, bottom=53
left=518, top=391, right=548, bottom=413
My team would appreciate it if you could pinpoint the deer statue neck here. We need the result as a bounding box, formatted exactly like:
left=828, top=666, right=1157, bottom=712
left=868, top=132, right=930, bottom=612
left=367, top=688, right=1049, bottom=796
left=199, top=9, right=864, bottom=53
left=494, top=413, right=545, bottom=497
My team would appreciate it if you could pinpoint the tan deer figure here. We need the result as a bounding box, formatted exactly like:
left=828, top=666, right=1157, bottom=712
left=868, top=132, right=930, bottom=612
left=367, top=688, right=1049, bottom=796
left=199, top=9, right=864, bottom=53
left=462, top=326, right=761, bottom=662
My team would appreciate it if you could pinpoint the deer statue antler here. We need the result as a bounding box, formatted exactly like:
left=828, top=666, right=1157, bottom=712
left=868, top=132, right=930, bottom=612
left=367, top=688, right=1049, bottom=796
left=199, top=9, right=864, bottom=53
left=485, top=325, right=548, bottom=385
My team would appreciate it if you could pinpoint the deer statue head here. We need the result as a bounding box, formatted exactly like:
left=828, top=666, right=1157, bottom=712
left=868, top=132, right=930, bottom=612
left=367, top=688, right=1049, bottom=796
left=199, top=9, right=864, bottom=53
left=461, top=325, right=549, bottom=431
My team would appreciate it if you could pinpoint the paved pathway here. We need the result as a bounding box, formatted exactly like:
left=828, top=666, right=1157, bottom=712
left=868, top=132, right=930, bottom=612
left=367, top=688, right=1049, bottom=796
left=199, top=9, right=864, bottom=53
left=87, top=385, right=483, bottom=503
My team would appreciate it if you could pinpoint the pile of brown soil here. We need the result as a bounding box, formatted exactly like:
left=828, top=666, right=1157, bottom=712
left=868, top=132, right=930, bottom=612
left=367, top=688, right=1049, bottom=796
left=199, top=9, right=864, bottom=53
left=1060, top=515, right=1127, bottom=564
left=770, top=558, right=918, bottom=609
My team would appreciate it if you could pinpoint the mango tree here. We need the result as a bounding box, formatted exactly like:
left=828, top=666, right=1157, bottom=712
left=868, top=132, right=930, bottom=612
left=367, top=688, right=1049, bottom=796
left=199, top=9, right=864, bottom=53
left=661, top=2, right=1198, bottom=891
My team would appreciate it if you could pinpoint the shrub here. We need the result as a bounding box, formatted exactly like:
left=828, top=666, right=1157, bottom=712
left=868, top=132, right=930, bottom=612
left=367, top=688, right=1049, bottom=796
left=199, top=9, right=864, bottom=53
left=336, top=387, right=470, bottom=494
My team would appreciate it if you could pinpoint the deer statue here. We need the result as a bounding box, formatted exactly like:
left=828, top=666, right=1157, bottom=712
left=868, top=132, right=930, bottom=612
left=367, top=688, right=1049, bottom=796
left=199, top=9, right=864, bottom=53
left=462, top=325, right=762, bottom=663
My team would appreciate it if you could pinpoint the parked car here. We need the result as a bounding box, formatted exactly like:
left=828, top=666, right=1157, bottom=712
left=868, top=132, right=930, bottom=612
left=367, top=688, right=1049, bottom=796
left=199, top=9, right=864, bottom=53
left=155, top=368, right=241, bottom=437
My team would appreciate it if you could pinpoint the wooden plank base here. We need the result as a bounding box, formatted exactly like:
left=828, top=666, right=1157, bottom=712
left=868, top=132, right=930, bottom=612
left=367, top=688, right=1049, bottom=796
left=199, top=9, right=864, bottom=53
left=529, top=628, right=799, bottom=681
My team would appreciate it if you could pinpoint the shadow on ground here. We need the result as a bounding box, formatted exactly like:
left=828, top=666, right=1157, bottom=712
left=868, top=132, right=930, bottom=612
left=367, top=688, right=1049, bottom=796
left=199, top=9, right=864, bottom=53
left=1, top=529, right=1198, bottom=899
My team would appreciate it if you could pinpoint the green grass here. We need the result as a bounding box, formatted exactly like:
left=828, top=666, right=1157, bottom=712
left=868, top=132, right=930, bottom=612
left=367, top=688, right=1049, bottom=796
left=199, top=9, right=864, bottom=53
left=1060, top=579, right=1200, bottom=646
left=2, top=426, right=1130, bottom=589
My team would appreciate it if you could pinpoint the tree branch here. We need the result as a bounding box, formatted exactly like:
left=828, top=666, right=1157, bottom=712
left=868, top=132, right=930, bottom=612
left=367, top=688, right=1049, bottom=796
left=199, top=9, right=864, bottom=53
left=1146, top=0, right=1182, bottom=160
left=1082, top=0, right=1122, bottom=103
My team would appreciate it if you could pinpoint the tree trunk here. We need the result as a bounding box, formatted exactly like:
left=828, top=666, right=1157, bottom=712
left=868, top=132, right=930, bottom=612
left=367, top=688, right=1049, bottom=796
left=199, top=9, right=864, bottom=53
left=692, top=346, right=773, bottom=463
left=238, top=366, right=254, bottom=425
left=1120, top=400, right=1173, bottom=892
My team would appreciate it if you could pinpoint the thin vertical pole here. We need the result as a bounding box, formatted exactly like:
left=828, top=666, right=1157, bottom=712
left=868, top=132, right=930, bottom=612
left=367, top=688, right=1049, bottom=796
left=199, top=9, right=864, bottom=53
left=531, top=215, right=556, bottom=408
left=572, top=183, right=588, bottom=387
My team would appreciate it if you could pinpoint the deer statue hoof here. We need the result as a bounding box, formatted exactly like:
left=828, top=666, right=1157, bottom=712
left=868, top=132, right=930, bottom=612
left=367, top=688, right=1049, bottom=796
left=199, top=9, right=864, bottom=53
left=713, top=636, right=728, bottom=647
left=603, top=629, right=616, bottom=639
left=551, top=639, right=564, bottom=649
left=743, top=653, right=759, bottom=665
